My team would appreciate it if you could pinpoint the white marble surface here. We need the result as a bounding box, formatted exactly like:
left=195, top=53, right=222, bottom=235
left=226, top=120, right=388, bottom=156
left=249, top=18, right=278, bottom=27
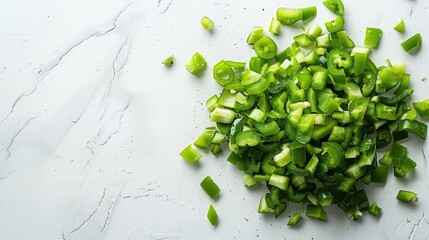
left=0, top=0, right=428, bottom=239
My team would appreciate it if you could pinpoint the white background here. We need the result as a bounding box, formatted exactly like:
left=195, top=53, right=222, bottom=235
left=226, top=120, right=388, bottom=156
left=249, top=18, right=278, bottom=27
left=0, top=0, right=428, bottom=239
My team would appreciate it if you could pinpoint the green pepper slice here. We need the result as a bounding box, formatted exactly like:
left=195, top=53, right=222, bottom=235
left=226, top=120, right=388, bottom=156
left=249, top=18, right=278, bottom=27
left=327, top=49, right=351, bottom=84
left=254, top=36, right=278, bottom=60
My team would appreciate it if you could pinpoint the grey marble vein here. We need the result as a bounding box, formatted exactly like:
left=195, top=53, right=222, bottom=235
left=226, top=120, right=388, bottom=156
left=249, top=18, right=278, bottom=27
left=102, top=38, right=133, bottom=102
left=158, top=0, right=174, bottom=14
left=0, top=169, right=16, bottom=181
left=4, top=115, right=38, bottom=164
left=408, top=212, right=427, bottom=240
left=68, top=188, right=107, bottom=236
left=84, top=99, right=131, bottom=167
left=98, top=101, right=130, bottom=146
left=100, top=197, right=117, bottom=232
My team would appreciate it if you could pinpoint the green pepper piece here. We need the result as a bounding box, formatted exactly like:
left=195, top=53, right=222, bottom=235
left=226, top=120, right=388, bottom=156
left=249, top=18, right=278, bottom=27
left=396, top=190, right=418, bottom=202
left=180, top=144, right=202, bottom=164
left=273, top=146, right=291, bottom=167
left=289, top=141, right=306, bottom=164
left=236, top=95, right=256, bottom=111
left=276, top=8, right=302, bottom=26
left=318, top=94, right=340, bottom=114
left=285, top=185, right=306, bottom=203
left=413, top=99, right=429, bottom=118
left=316, top=188, right=334, bottom=206
left=269, top=18, right=281, bottom=35
left=376, top=126, right=392, bottom=149
left=306, top=24, right=323, bottom=39
left=247, top=27, right=264, bottom=44
left=307, top=88, right=319, bottom=113
left=399, top=120, right=427, bottom=140
left=323, top=0, right=344, bottom=15
left=369, top=202, right=382, bottom=217
left=200, top=16, right=214, bottom=30
left=255, top=121, right=280, bottom=136
left=294, top=33, right=314, bottom=47
left=206, top=95, right=219, bottom=112
left=207, top=204, right=218, bottom=226
left=249, top=57, right=267, bottom=74
left=371, top=166, right=389, bottom=183
left=312, top=117, right=338, bottom=140
left=354, top=189, right=370, bottom=211
left=362, top=71, right=376, bottom=96
left=390, top=142, right=407, bottom=167
left=364, top=27, right=382, bottom=48
left=345, top=146, right=360, bottom=159
left=325, top=16, right=345, bottom=33
left=349, top=97, right=370, bottom=123
left=312, top=71, right=328, bottom=90
left=254, top=36, right=277, bottom=60
left=227, top=152, right=245, bottom=170
left=376, top=68, right=397, bottom=94
left=401, top=33, right=422, bottom=54
left=224, top=60, right=246, bottom=69
left=306, top=205, right=327, bottom=221
left=200, top=176, right=221, bottom=199
left=194, top=128, right=216, bottom=149
left=210, top=107, right=236, bottom=123
left=336, top=31, right=355, bottom=48
left=161, top=55, right=174, bottom=65
left=337, top=177, right=355, bottom=192
left=301, top=6, right=317, bottom=21
left=288, top=212, right=303, bottom=226
left=305, top=155, right=319, bottom=175
left=241, top=173, right=257, bottom=187
left=375, top=103, right=397, bottom=121
left=217, top=89, right=237, bottom=109
left=321, top=142, right=345, bottom=169
left=344, top=82, right=363, bottom=100
left=345, top=163, right=365, bottom=179
left=328, top=126, right=346, bottom=142
left=213, top=61, right=235, bottom=86
left=185, top=52, right=207, bottom=75
left=211, top=144, right=222, bottom=155
left=294, top=72, right=312, bottom=90
left=327, top=49, right=351, bottom=84
left=288, top=164, right=311, bottom=177
left=216, top=122, right=231, bottom=135
left=295, top=114, right=316, bottom=143
left=245, top=76, right=270, bottom=95
left=379, top=88, right=413, bottom=106
left=396, top=156, right=417, bottom=175
left=395, top=74, right=410, bottom=95
left=236, top=130, right=261, bottom=147
left=392, top=130, right=408, bottom=141
left=316, top=34, right=340, bottom=49
left=268, top=174, right=290, bottom=190
left=394, top=19, right=405, bottom=33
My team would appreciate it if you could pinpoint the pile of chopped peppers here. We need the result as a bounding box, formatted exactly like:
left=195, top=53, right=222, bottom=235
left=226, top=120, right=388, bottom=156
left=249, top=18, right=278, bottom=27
left=179, top=0, right=427, bottom=225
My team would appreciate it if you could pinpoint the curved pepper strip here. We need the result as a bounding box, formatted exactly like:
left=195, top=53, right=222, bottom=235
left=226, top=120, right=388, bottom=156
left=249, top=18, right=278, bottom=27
left=399, top=120, right=427, bottom=140
left=320, top=142, right=345, bottom=169
left=379, top=88, right=413, bottom=106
